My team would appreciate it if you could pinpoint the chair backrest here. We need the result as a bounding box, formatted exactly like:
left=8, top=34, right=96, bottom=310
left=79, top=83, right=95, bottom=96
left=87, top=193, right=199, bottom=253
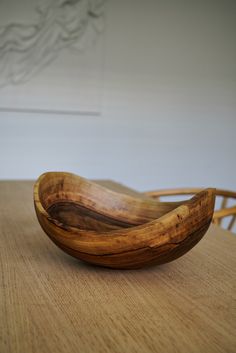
left=145, top=188, right=236, bottom=233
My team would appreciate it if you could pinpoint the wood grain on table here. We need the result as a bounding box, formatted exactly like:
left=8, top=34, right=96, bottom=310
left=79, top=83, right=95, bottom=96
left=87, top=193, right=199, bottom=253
left=0, top=181, right=235, bottom=353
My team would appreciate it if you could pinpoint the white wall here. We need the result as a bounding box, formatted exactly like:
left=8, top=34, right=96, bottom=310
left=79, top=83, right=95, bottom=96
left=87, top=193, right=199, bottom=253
left=0, top=0, right=236, bottom=191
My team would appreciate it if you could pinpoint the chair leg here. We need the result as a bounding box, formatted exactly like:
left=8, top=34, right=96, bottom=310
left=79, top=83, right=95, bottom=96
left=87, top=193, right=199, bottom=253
left=228, top=215, right=236, bottom=231
left=219, top=197, right=227, bottom=225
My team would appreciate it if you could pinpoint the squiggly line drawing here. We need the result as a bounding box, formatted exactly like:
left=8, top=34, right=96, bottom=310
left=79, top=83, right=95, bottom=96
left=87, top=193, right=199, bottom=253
left=0, top=0, right=106, bottom=87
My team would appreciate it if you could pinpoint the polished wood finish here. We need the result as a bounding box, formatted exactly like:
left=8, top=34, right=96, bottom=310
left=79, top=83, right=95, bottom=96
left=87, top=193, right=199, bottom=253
left=34, top=172, right=215, bottom=269
left=0, top=181, right=235, bottom=353
left=145, top=187, right=236, bottom=232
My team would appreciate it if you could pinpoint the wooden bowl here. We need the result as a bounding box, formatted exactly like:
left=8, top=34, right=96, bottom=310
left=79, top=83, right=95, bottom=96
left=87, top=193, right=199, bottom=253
left=34, top=172, right=215, bottom=269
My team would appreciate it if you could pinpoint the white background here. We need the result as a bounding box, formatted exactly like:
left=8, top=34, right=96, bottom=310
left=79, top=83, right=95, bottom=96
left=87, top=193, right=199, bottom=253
left=0, top=0, right=236, bottom=192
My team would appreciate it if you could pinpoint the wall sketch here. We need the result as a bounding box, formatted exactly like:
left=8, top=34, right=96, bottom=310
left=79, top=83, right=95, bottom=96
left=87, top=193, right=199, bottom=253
left=0, top=0, right=106, bottom=115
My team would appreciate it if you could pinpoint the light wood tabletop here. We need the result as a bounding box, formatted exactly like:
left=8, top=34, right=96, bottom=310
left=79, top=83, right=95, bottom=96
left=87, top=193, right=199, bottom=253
left=0, top=181, right=235, bottom=353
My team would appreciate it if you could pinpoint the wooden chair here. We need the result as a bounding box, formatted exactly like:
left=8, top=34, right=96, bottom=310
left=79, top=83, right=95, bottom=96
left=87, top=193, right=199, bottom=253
left=144, top=188, right=236, bottom=233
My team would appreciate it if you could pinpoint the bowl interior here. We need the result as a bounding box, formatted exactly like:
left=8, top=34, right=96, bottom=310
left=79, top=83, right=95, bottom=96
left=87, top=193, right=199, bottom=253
left=37, top=172, right=182, bottom=231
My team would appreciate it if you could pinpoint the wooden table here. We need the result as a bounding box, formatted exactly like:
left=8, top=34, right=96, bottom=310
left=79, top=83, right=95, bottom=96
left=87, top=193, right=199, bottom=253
left=0, top=181, right=235, bottom=353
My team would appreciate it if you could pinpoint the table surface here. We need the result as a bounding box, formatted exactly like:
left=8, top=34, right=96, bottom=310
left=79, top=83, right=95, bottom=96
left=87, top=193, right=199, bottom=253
left=0, top=180, right=235, bottom=353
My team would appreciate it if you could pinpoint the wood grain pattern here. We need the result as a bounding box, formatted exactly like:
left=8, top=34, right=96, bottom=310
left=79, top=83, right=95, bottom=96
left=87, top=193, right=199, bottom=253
left=33, top=172, right=215, bottom=269
left=145, top=187, right=236, bottom=232
left=0, top=181, right=236, bottom=353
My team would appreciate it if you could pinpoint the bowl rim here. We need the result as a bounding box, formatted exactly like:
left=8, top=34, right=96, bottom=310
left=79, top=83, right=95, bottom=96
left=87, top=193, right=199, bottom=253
left=34, top=171, right=216, bottom=235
